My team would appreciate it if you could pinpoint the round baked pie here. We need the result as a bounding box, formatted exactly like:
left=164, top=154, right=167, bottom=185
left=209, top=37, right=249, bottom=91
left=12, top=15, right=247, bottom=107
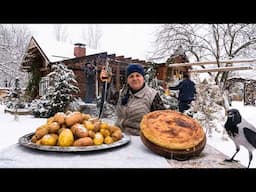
left=140, top=110, right=206, bottom=160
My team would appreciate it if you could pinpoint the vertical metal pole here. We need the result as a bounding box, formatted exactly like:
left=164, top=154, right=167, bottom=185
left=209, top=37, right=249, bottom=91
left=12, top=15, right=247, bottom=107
left=98, top=58, right=110, bottom=119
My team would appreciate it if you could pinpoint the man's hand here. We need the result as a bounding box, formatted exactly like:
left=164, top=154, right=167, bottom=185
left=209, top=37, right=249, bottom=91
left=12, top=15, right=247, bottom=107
left=100, top=67, right=112, bottom=83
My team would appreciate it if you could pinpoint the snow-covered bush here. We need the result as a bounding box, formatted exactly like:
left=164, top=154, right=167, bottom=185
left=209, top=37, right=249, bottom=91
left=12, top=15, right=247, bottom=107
left=30, top=98, right=50, bottom=118
left=67, top=97, right=86, bottom=112
left=190, top=75, right=228, bottom=138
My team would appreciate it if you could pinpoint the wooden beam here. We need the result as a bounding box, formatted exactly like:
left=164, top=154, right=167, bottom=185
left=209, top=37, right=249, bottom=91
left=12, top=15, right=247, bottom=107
left=131, top=59, right=140, bottom=62
left=189, top=66, right=253, bottom=73
left=116, top=56, right=124, bottom=60
left=21, top=66, right=30, bottom=69
left=168, top=58, right=256, bottom=68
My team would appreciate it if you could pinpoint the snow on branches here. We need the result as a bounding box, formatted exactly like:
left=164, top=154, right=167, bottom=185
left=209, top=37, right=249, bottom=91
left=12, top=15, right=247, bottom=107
left=31, top=63, right=79, bottom=118
left=190, top=74, right=229, bottom=139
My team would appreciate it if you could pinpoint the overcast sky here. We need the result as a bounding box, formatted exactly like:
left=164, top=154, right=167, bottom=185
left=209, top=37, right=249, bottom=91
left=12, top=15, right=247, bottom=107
left=27, top=24, right=161, bottom=61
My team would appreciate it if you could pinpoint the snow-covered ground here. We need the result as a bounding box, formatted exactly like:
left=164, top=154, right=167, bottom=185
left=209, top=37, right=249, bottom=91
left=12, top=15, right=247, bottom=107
left=0, top=106, right=46, bottom=151
left=0, top=101, right=255, bottom=168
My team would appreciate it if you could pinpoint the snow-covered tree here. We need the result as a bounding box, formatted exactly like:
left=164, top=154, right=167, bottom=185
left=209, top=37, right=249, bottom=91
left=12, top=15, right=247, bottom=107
left=5, top=77, right=25, bottom=109
left=31, top=63, right=79, bottom=118
left=189, top=74, right=229, bottom=139
left=0, top=24, right=31, bottom=88
left=153, top=24, right=256, bottom=85
left=81, top=24, right=102, bottom=49
left=53, top=24, right=68, bottom=42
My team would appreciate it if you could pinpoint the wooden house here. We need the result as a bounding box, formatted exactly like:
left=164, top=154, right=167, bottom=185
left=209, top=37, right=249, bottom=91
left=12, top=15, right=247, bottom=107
left=155, top=46, right=190, bottom=81
left=20, top=36, right=150, bottom=102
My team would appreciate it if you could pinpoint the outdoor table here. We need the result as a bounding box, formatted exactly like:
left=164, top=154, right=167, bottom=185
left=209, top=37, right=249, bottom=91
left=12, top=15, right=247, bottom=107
left=0, top=135, right=244, bottom=168
left=0, top=136, right=170, bottom=168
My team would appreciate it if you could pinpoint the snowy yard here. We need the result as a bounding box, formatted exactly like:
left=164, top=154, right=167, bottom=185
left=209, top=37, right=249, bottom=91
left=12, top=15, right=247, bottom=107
left=0, top=101, right=255, bottom=168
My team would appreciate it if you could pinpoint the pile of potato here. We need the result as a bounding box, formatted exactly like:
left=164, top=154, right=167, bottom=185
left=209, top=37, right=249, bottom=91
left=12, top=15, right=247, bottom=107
left=31, top=111, right=123, bottom=147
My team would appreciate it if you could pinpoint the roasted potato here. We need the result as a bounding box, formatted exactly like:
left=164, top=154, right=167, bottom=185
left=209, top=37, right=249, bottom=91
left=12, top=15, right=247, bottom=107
left=58, top=128, right=74, bottom=147
left=36, top=139, right=42, bottom=145
left=100, top=122, right=109, bottom=130
left=100, top=128, right=110, bottom=137
left=104, top=136, right=114, bottom=144
left=109, top=125, right=121, bottom=134
left=65, top=111, right=83, bottom=127
left=40, top=134, right=58, bottom=146
left=48, top=122, right=60, bottom=134
left=34, top=126, right=49, bottom=140
left=93, top=132, right=104, bottom=145
left=73, top=137, right=93, bottom=146
left=112, top=130, right=122, bottom=141
left=71, top=123, right=89, bottom=138
left=31, top=135, right=38, bottom=143
left=88, top=130, right=95, bottom=138
left=58, top=127, right=65, bottom=135
left=47, top=117, right=54, bottom=124
left=84, top=121, right=95, bottom=131
left=93, top=121, right=101, bottom=132
left=53, top=112, right=66, bottom=125
left=88, top=117, right=99, bottom=124
left=82, top=113, right=91, bottom=121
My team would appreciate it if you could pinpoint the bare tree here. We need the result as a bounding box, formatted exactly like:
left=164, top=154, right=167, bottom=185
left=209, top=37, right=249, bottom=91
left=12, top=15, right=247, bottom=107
left=80, top=24, right=102, bottom=49
left=85, top=24, right=102, bottom=49
left=0, top=24, right=31, bottom=87
left=153, top=24, right=256, bottom=85
left=218, top=24, right=256, bottom=84
left=53, top=24, right=68, bottom=42
left=81, top=25, right=88, bottom=44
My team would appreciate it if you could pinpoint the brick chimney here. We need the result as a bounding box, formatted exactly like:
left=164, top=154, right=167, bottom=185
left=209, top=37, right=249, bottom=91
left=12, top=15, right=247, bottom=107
left=74, top=43, right=86, bottom=57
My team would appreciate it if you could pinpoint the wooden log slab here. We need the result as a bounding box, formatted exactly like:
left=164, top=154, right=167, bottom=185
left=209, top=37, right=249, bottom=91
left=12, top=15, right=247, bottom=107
left=140, top=132, right=207, bottom=161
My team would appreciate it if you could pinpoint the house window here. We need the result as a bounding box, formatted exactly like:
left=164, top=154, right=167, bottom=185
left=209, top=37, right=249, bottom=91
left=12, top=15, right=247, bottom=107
left=39, top=77, right=49, bottom=96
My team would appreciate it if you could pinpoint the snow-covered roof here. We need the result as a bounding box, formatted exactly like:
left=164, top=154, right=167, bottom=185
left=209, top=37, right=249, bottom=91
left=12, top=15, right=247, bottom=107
left=229, top=70, right=256, bottom=81
left=228, top=62, right=256, bottom=81
left=33, top=35, right=106, bottom=63
left=147, top=56, right=168, bottom=64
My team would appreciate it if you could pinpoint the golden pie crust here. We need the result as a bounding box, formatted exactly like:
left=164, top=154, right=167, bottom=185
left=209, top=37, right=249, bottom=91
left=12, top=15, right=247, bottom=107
left=140, top=110, right=205, bottom=150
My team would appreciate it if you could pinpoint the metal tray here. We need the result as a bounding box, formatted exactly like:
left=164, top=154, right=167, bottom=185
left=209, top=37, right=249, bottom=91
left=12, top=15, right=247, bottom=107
left=18, top=132, right=131, bottom=152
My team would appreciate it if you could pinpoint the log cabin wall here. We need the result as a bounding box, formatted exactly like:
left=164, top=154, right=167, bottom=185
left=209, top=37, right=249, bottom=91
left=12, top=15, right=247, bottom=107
left=225, top=78, right=256, bottom=106
left=244, top=80, right=256, bottom=105
left=158, top=54, right=190, bottom=81
left=156, top=64, right=167, bottom=80
left=57, top=55, right=148, bottom=101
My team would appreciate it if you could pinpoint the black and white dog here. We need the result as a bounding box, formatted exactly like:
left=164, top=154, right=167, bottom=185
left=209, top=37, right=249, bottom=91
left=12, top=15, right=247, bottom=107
left=224, top=109, right=256, bottom=168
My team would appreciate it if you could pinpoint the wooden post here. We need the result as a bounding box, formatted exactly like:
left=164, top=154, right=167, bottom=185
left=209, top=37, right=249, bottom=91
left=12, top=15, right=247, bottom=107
left=167, top=58, right=256, bottom=68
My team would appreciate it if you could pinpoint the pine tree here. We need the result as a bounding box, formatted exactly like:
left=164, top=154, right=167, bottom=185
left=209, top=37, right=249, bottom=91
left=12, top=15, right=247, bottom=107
left=5, top=77, right=24, bottom=109
left=31, top=63, right=79, bottom=117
